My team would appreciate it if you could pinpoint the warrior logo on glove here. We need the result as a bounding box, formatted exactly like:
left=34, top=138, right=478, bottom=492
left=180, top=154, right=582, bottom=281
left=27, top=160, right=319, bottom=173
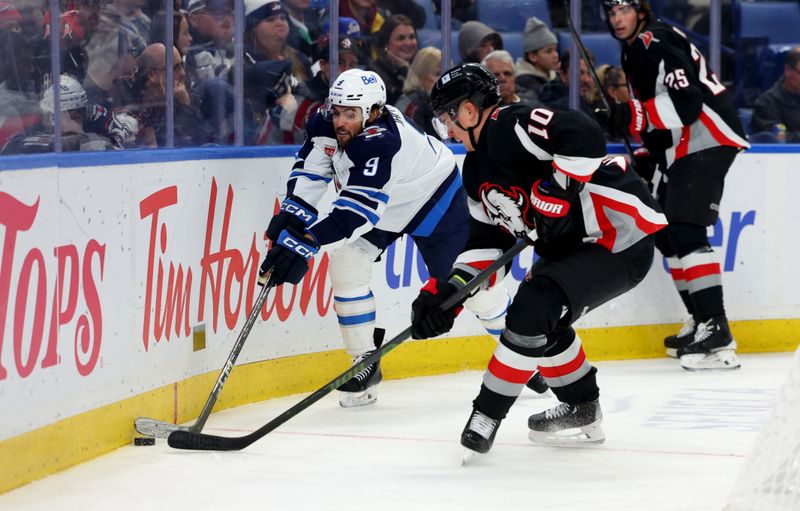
left=479, top=183, right=534, bottom=238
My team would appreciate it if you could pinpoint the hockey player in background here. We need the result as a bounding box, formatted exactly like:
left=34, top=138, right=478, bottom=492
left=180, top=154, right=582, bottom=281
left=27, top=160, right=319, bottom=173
left=601, top=0, right=749, bottom=371
left=257, top=69, right=514, bottom=407
left=410, top=63, right=666, bottom=458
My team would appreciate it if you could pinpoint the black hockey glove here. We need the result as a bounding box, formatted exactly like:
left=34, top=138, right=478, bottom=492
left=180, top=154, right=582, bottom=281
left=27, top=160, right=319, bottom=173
left=410, top=278, right=464, bottom=339
left=259, top=226, right=319, bottom=286
left=266, top=196, right=318, bottom=243
left=609, top=99, right=647, bottom=139
left=530, top=179, right=582, bottom=260
left=632, top=146, right=657, bottom=186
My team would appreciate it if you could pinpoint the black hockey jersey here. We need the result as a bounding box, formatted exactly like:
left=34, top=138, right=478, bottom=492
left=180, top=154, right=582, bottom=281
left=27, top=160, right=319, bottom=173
left=621, top=21, right=749, bottom=167
left=453, top=104, right=667, bottom=274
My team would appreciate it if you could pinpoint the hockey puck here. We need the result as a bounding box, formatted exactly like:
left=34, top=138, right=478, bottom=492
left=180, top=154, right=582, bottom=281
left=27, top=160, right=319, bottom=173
left=133, top=437, right=155, bottom=446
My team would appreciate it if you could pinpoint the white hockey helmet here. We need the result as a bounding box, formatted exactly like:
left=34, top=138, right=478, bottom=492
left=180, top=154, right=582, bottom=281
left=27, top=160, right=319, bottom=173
left=328, top=69, right=386, bottom=127
left=41, top=74, right=88, bottom=114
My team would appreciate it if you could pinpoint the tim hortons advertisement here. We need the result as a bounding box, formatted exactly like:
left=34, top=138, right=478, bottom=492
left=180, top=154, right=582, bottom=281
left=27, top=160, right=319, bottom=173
left=0, top=152, right=797, bottom=439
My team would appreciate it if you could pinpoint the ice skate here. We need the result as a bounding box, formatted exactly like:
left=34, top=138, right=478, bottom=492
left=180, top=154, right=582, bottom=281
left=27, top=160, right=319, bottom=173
left=527, top=399, right=605, bottom=446
left=664, top=318, right=696, bottom=358
left=525, top=370, right=551, bottom=397
left=460, top=408, right=501, bottom=464
left=337, top=351, right=382, bottom=407
left=678, top=317, right=740, bottom=371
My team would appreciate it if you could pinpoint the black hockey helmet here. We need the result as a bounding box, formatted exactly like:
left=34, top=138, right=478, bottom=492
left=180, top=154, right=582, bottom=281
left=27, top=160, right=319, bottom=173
left=430, top=63, right=500, bottom=119
left=599, top=0, right=652, bottom=40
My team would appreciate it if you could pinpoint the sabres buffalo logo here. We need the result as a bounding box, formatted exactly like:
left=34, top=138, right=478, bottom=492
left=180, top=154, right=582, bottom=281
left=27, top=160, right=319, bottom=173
left=479, top=182, right=534, bottom=238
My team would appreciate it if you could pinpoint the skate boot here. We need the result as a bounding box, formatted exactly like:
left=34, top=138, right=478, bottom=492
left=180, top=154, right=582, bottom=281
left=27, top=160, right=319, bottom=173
left=678, top=317, right=740, bottom=371
left=338, top=329, right=385, bottom=407
left=525, top=370, right=550, bottom=395
left=461, top=408, right=502, bottom=464
left=527, top=399, right=605, bottom=446
left=664, top=318, right=696, bottom=358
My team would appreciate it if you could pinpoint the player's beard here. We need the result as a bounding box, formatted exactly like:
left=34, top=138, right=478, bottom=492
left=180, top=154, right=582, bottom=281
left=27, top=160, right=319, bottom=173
left=336, top=128, right=356, bottom=147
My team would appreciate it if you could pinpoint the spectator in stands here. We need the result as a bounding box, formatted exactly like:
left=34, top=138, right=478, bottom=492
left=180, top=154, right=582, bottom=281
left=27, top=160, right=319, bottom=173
left=0, top=29, right=43, bottom=149
left=601, top=64, right=629, bottom=104
left=122, top=43, right=204, bottom=147
left=277, top=35, right=363, bottom=144
left=378, top=0, right=427, bottom=30
left=3, top=74, right=116, bottom=154
left=317, top=17, right=368, bottom=64
left=83, top=0, right=151, bottom=108
left=458, top=20, right=502, bottom=64
left=340, top=0, right=385, bottom=39
left=515, top=17, right=559, bottom=101
left=284, top=0, right=323, bottom=61
left=150, top=9, right=193, bottom=56
left=751, top=47, right=800, bottom=143
left=539, top=49, right=602, bottom=124
left=395, top=46, right=441, bottom=138
left=0, top=2, right=21, bottom=33
left=372, top=14, right=418, bottom=105
left=48, top=0, right=104, bottom=83
left=185, top=0, right=233, bottom=88
left=482, top=49, right=538, bottom=107
left=244, top=0, right=311, bottom=82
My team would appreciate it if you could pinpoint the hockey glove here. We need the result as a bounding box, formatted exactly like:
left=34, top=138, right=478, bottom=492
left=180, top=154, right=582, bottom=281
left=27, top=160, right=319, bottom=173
left=266, top=196, right=318, bottom=243
left=632, top=146, right=657, bottom=186
left=609, top=99, right=647, bottom=139
left=530, top=179, right=582, bottom=260
left=410, top=278, right=464, bottom=339
left=259, top=227, right=319, bottom=286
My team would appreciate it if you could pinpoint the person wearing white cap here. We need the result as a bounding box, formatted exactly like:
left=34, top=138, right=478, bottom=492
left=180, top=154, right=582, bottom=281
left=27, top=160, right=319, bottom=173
left=514, top=16, right=560, bottom=100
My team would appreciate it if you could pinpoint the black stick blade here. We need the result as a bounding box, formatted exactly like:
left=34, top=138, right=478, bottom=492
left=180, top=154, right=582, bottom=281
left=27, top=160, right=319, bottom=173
left=168, top=430, right=241, bottom=451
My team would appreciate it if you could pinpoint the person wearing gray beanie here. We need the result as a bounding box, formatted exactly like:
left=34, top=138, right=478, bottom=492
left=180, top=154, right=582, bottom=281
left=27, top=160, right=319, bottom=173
left=515, top=17, right=560, bottom=100
left=458, top=20, right=503, bottom=63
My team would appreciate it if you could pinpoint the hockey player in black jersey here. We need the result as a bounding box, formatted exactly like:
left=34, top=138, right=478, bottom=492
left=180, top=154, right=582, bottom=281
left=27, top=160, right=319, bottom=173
left=410, top=63, right=667, bottom=458
left=601, top=0, right=749, bottom=371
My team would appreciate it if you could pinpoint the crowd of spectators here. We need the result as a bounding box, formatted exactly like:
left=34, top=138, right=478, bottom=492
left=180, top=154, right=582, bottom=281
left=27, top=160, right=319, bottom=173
left=0, top=0, right=797, bottom=154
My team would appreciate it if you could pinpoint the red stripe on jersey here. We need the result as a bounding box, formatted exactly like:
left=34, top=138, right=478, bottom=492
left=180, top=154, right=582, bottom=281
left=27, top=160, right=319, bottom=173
left=699, top=111, right=747, bottom=149
left=552, top=161, right=594, bottom=183
left=589, top=192, right=668, bottom=251
left=488, top=356, right=535, bottom=384
left=669, top=267, right=686, bottom=281
left=538, top=347, right=586, bottom=378
left=675, top=127, right=691, bottom=159
left=683, top=262, right=721, bottom=281
left=644, top=98, right=666, bottom=130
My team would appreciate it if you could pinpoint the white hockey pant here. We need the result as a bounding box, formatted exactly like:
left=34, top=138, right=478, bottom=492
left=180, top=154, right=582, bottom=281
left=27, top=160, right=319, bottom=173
left=331, top=238, right=382, bottom=357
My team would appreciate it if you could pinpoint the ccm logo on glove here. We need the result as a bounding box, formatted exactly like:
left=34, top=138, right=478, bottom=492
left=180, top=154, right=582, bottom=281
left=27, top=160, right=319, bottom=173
left=531, top=180, right=571, bottom=218
left=278, top=230, right=317, bottom=259
left=280, top=198, right=317, bottom=224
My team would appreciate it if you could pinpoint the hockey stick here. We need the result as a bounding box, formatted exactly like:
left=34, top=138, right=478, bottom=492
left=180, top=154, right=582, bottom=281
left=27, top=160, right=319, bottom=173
left=168, top=237, right=535, bottom=451
left=561, top=0, right=638, bottom=164
left=134, top=269, right=275, bottom=438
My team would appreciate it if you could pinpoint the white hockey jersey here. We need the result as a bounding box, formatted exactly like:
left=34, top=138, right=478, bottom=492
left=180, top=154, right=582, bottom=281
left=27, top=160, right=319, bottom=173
left=287, top=105, right=460, bottom=246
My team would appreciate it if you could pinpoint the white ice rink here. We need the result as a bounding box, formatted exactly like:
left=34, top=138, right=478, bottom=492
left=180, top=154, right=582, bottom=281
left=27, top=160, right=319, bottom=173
left=1, top=353, right=794, bottom=511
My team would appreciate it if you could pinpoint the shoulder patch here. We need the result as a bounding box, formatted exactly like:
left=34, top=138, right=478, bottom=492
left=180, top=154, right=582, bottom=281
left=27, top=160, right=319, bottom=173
left=360, top=126, right=388, bottom=139
left=638, top=31, right=660, bottom=49
left=491, top=108, right=500, bottom=120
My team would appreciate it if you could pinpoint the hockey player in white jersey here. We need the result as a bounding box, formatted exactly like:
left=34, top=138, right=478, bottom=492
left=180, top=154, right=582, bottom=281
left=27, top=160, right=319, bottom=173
left=258, top=69, right=514, bottom=407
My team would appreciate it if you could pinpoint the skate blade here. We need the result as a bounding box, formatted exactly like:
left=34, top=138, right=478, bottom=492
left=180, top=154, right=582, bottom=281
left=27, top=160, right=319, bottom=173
left=528, top=421, right=606, bottom=447
left=680, top=349, right=741, bottom=371
left=134, top=417, right=191, bottom=438
left=338, top=388, right=378, bottom=408
left=665, top=348, right=678, bottom=359
left=461, top=449, right=479, bottom=466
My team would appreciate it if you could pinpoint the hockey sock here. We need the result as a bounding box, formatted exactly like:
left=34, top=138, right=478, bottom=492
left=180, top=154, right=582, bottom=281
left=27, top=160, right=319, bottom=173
left=474, top=329, right=544, bottom=420
left=666, top=257, right=695, bottom=317
left=538, top=329, right=599, bottom=403
left=334, top=289, right=377, bottom=356
left=679, top=248, right=726, bottom=320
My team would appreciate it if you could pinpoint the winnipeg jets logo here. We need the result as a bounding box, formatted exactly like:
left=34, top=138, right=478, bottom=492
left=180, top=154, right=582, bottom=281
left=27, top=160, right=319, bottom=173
left=479, top=183, right=534, bottom=238
left=361, top=126, right=386, bottom=139
left=639, top=31, right=659, bottom=49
